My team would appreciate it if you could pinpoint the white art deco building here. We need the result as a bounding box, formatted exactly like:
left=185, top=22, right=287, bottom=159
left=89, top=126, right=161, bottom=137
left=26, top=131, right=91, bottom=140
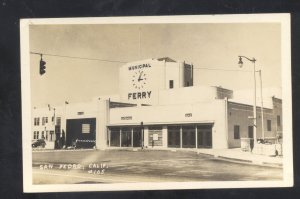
left=32, top=57, right=282, bottom=150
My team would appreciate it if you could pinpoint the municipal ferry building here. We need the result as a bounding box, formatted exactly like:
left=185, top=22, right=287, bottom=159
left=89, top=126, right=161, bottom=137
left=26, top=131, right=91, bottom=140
left=32, top=57, right=282, bottom=150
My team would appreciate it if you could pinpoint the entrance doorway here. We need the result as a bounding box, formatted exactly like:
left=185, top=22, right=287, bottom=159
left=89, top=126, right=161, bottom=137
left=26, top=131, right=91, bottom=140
left=133, top=127, right=142, bottom=147
left=66, top=118, right=96, bottom=149
left=121, top=127, right=132, bottom=147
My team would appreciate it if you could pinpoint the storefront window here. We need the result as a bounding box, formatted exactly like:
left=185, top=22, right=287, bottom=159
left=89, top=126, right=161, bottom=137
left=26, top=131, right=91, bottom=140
left=168, top=126, right=180, bottom=148
left=182, top=125, right=196, bottom=148
left=121, top=127, right=132, bottom=147
left=197, top=125, right=212, bottom=148
left=110, top=128, right=120, bottom=147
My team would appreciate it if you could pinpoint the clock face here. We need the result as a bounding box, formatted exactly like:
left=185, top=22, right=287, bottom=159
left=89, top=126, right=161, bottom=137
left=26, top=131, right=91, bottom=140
left=132, top=70, right=147, bottom=89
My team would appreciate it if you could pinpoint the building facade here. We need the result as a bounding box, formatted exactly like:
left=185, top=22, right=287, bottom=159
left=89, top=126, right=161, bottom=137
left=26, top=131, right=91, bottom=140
left=31, top=57, right=282, bottom=150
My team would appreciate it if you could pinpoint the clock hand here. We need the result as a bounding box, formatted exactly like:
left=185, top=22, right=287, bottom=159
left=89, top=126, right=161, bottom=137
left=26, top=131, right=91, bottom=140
left=138, top=71, right=143, bottom=79
left=138, top=71, right=144, bottom=82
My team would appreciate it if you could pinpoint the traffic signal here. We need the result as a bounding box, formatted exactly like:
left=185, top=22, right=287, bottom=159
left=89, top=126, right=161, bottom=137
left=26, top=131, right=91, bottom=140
left=39, top=58, right=46, bottom=75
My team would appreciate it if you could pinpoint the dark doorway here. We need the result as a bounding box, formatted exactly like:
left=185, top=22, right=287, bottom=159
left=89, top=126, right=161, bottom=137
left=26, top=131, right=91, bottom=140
left=168, top=126, right=180, bottom=148
left=133, top=127, right=142, bottom=147
left=197, top=125, right=212, bottom=148
left=66, top=118, right=96, bottom=148
left=121, top=127, right=132, bottom=147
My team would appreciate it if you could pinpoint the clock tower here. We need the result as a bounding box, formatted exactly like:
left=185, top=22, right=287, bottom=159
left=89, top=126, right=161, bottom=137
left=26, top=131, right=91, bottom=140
left=119, top=57, right=193, bottom=105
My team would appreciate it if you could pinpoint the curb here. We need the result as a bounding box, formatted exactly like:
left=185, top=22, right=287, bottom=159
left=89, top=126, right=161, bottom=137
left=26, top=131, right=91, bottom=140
left=195, top=151, right=283, bottom=168
left=213, top=155, right=282, bottom=168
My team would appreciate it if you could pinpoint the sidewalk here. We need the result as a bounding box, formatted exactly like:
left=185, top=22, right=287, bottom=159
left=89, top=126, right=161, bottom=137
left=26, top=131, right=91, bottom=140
left=196, top=148, right=283, bottom=168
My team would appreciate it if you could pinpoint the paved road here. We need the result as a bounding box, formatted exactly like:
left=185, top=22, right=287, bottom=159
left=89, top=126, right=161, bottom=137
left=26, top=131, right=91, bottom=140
left=32, top=149, right=283, bottom=184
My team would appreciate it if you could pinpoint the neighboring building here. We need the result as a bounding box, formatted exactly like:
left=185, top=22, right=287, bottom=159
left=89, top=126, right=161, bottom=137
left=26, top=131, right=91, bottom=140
left=31, top=57, right=282, bottom=149
left=32, top=105, right=64, bottom=145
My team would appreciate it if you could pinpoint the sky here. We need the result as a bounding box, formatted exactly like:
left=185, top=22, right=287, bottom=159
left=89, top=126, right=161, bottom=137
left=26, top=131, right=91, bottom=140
left=29, top=22, right=282, bottom=107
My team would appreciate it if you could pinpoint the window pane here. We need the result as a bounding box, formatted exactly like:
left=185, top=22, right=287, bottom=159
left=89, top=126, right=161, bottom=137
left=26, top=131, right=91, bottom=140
left=82, top=124, right=90, bottom=133
left=169, top=80, right=174, bottom=89
left=267, top=120, right=272, bottom=131
left=234, top=125, right=240, bottom=139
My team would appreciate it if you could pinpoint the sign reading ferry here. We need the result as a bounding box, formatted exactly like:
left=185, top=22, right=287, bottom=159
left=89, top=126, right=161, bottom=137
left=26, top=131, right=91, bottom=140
left=128, top=91, right=151, bottom=100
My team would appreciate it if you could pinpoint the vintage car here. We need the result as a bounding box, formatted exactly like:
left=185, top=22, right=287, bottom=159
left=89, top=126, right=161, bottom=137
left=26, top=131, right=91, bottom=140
left=32, top=139, right=46, bottom=148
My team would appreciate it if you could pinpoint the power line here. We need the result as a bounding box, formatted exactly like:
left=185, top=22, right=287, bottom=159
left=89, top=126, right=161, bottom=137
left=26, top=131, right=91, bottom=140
left=194, top=67, right=252, bottom=72
left=30, top=51, right=252, bottom=72
left=30, top=51, right=127, bottom=64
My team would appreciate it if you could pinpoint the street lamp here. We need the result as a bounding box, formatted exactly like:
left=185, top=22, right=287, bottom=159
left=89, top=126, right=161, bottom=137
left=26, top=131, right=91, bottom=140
left=238, top=55, right=257, bottom=148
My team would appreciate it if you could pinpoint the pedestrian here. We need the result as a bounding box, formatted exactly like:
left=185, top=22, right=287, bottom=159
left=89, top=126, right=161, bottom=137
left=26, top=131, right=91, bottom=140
left=250, top=138, right=254, bottom=152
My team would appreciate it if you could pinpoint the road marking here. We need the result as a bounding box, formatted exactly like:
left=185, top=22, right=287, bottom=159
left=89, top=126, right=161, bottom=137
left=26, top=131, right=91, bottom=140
left=33, top=170, right=139, bottom=183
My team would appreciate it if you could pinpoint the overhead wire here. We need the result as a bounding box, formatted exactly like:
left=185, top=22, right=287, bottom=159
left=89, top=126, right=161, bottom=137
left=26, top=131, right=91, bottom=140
left=30, top=51, right=127, bottom=64
left=30, top=51, right=252, bottom=72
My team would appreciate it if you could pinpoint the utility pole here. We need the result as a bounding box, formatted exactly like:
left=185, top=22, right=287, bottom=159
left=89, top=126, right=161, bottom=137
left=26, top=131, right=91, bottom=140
left=258, top=70, right=264, bottom=140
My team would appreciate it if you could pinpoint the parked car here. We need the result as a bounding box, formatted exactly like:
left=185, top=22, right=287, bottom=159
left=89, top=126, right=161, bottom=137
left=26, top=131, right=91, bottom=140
left=32, top=139, right=46, bottom=148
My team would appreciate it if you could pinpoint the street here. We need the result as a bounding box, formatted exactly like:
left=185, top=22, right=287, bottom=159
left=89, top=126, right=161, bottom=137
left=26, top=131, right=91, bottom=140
left=32, top=149, right=283, bottom=184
